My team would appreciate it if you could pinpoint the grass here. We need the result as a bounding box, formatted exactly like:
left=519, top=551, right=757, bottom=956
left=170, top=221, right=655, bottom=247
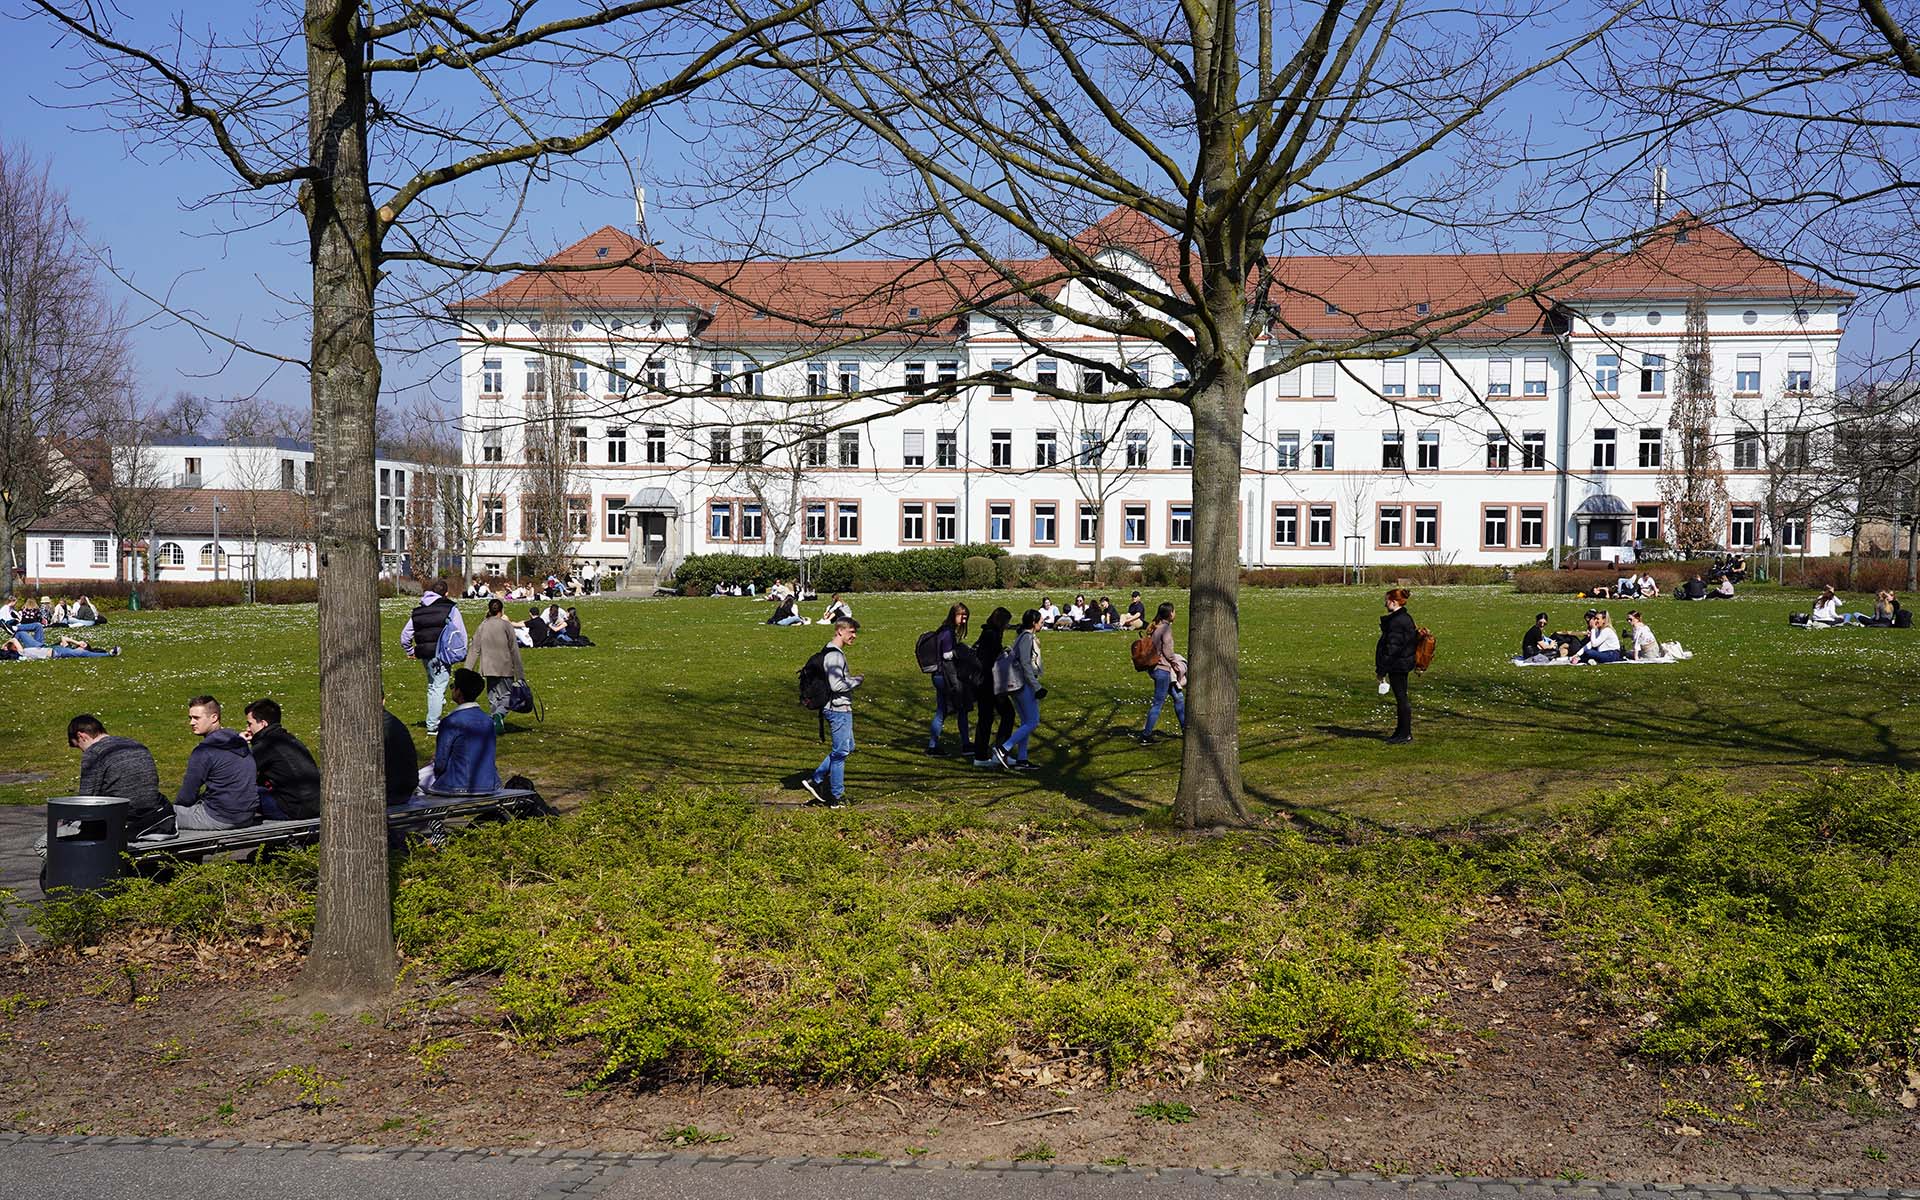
left=1, top=584, right=1913, bottom=825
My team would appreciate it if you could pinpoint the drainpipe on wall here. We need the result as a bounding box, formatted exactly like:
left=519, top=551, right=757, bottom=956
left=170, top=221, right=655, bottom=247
left=1553, top=330, right=1574, bottom=569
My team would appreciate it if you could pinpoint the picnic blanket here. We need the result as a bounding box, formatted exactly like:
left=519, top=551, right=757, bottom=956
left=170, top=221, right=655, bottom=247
left=1511, top=656, right=1685, bottom=666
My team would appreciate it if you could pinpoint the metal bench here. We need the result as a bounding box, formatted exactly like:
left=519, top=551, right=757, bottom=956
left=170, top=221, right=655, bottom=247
left=122, top=789, right=545, bottom=866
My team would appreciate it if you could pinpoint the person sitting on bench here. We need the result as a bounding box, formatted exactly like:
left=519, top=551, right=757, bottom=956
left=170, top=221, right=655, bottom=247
left=383, top=704, right=419, bottom=805
left=173, top=695, right=259, bottom=830
left=243, top=698, right=322, bottom=820
left=420, top=668, right=500, bottom=795
left=67, top=714, right=175, bottom=839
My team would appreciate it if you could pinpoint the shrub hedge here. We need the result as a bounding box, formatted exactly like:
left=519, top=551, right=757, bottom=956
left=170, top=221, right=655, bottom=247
left=1785, top=556, right=1912, bottom=593
left=673, top=545, right=1008, bottom=595
left=5, top=579, right=396, bottom=610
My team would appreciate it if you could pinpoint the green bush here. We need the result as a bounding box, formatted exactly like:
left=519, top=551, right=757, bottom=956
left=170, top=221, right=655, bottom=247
left=696, top=544, right=1007, bottom=594
left=1095, top=557, right=1135, bottom=588
left=1786, top=556, right=1909, bottom=593
left=1138, top=554, right=1177, bottom=587
left=962, top=556, right=998, bottom=590
left=4, top=579, right=397, bottom=610
left=996, top=554, right=1026, bottom=589
left=670, top=554, right=797, bottom=596
left=1241, top=566, right=1347, bottom=588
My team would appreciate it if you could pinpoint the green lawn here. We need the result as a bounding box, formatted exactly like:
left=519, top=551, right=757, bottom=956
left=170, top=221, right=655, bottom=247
left=2, top=584, right=1912, bottom=825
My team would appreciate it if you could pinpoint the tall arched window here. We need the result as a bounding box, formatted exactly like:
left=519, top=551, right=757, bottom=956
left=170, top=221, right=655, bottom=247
left=157, top=542, right=185, bottom=567
left=198, top=542, right=227, bottom=568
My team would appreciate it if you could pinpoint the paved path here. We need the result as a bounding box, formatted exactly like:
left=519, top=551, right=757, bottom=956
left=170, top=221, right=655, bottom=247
left=1, top=806, right=43, bottom=945
left=0, top=1133, right=1909, bottom=1200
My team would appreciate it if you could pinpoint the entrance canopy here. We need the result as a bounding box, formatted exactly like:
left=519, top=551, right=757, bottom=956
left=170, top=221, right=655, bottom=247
left=622, top=487, right=678, bottom=513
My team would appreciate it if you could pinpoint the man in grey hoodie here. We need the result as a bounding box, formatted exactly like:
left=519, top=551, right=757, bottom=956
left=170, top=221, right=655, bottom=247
left=173, top=695, right=259, bottom=830
left=67, top=713, right=175, bottom=839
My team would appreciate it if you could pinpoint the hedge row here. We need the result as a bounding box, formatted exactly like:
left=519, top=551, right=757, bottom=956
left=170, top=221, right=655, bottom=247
left=674, top=546, right=1010, bottom=595
left=5, top=579, right=399, bottom=610
left=1785, top=556, right=1914, bottom=593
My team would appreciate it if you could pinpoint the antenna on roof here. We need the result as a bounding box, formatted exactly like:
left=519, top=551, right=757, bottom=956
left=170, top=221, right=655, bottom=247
left=1652, top=164, right=1668, bottom=225
left=635, top=185, right=647, bottom=236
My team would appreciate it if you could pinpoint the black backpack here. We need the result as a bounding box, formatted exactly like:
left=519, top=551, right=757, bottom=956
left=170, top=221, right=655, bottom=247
left=798, top=649, right=834, bottom=739
left=913, top=628, right=943, bottom=673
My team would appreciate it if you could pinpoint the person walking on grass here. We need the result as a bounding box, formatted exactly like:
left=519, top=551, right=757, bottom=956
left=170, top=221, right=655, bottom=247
left=1374, top=588, right=1418, bottom=745
left=1136, top=602, right=1187, bottom=745
left=466, top=598, right=527, bottom=733
left=400, top=579, right=467, bottom=733
left=971, top=607, right=1017, bottom=767
left=992, top=609, right=1044, bottom=771
left=802, top=616, right=863, bottom=807
left=927, top=602, right=971, bottom=756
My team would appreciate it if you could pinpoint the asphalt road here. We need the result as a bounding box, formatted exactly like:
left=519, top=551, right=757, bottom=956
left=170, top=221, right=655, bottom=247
left=0, top=1135, right=1909, bottom=1200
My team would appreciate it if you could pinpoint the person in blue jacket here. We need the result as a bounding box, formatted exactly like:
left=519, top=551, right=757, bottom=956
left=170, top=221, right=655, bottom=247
left=173, top=695, right=259, bottom=829
left=425, top=668, right=500, bottom=794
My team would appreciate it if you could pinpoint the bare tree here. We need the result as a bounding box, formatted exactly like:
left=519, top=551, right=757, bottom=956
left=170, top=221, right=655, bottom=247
left=1049, top=391, right=1147, bottom=563
left=0, top=142, right=128, bottom=582
left=83, top=390, right=171, bottom=595
left=1659, top=295, right=1731, bottom=557
left=520, top=305, right=586, bottom=577
left=33, top=0, right=820, bottom=1002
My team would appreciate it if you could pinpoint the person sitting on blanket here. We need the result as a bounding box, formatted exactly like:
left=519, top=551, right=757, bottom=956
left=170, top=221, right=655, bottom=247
left=420, top=668, right=501, bottom=794
left=1520, top=612, right=1561, bottom=662
left=1705, top=574, right=1736, bottom=600
left=1866, top=589, right=1905, bottom=627
left=1574, top=611, right=1624, bottom=664
left=1636, top=572, right=1660, bottom=598
left=1614, top=574, right=1639, bottom=598
left=1811, top=586, right=1849, bottom=626
left=1676, top=575, right=1708, bottom=601
left=1624, top=611, right=1661, bottom=660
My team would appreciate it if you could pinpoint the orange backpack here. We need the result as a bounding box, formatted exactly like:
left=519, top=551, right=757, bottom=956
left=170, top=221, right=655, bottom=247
left=1129, top=631, right=1157, bottom=672
left=1414, top=626, right=1437, bottom=672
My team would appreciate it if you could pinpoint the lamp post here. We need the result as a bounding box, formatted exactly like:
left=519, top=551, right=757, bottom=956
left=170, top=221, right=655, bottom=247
left=211, top=504, right=227, bottom=580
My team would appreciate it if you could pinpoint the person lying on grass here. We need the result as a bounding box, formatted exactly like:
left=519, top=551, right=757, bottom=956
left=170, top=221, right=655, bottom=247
left=1, top=635, right=120, bottom=660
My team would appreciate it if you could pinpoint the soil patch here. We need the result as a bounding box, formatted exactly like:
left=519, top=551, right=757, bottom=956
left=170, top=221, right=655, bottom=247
left=2, top=904, right=1911, bottom=1185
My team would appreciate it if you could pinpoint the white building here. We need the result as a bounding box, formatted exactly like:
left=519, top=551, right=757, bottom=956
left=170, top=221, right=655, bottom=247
left=449, top=213, right=1849, bottom=581
left=21, top=435, right=435, bottom=585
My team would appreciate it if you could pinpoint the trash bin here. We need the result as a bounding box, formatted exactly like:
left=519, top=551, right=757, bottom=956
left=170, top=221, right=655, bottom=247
left=129, top=590, right=141, bottom=611
left=43, top=795, right=130, bottom=892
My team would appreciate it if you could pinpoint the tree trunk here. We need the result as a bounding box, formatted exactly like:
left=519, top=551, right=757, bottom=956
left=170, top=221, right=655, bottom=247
left=1907, top=505, right=1919, bottom=592
left=0, top=513, right=15, bottom=584
left=297, top=0, right=394, bottom=1003
left=1176, top=358, right=1248, bottom=829
left=1847, top=512, right=1863, bottom=588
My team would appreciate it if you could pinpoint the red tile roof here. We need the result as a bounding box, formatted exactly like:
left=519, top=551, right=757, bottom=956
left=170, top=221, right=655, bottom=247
left=29, top=490, right=316, bottom=540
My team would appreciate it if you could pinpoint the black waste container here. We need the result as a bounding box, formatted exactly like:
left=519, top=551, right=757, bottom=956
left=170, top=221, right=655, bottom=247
left=43, top=795, right=130, bottom=892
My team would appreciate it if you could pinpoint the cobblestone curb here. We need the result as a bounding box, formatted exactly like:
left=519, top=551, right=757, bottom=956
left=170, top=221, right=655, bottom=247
left=0, top=1129, right=1911, bottom=1199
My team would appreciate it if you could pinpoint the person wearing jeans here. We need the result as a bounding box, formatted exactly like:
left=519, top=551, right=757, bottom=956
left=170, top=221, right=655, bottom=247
left=993, top=609, right=1044, bottom=771
left=927, top=602, right=970, bottom=755
left=1138, top=603, right=1187, bottom=744
left=970, top=607, right=1016, bottom=767
left=401, top=581, right=467, bottom=733
left=802, top=617, right=862, bottom=806
left=1374, top=588, right=1418, bottom=745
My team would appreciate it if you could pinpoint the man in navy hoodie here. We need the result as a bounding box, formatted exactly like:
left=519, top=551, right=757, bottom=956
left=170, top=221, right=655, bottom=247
left=173, top=695, right=259, bottom=830
left=424, top=669, right=500, bottom=794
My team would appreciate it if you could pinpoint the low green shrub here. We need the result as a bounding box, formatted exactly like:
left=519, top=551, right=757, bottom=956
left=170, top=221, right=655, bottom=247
left=1138, top=554, right=1176, bottom=587
left=962, top=556, right=998, bottom=590
left=8, top=579, right=394, bottom=610
left=1512, top=566, right=1688, bottom=595
left=669, top=554, right=797, bottom=596
left=1241, top=566, right=1347, bottom=588
left=1785, top=556, right=1910, bottom=594
left=1094, top=557, right=1136, bottom=588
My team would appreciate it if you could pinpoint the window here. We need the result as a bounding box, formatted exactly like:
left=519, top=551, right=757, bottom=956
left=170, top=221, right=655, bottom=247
left=1639, top=353, right=1666, bottom=394
left=902, top=502, right=927, bottom=543
left=1523, top=357, right=1549, bottom=396
left=481, top=358, right=503, bottom=393
left=1081, top=367, right=1105, bottom=394
left=1488, top=358, right=1512, bottom=396
left=1273, top=504, right=1299, bottom=546
left=1035, top=430, right=1059, bottom=467
left=1417, top=358, right=1441, bottom=397
left=379, top=467, right=393, bottom=496
left=709, top=430, right=732, bottom=464
left=1274, top=431, right=1301, bottom=470
left=1383, top=360, right=1406, bottom=397
left=1123, top=503, right=1148, bottom=545
left=1308, top=505, right=1334, bottom=547
left=1595, top=354, right=1619, bottom=394
left=1782, top=513, right=1807, bottom=550
left=903, top=431, right=926, bottom=468
left=837, top=362, right=860, bottom=394
left=1730, top=505, right=1757, bottom=548
left=1078, top=503, right=1100, bottom=545
left=804, top=503, right=829, bottom=542
left=1169, top=504, right=1193, bottom=546
left=1036, top=360, right=1058, bottom=390
left=990, top=360, right=1013, bottom=398
left=524, top=358, right=544, bottom=394
left=991, top=430, right=1013, bottom=468
left=739, top=364, right=762, bottom=396
left=1124, top=430, right=1150, bottom=468
left=570, top=361, right=590, bottom=393
left=1519, top=506, right=1545, bottom=549
left=1311, top=362, right=1336, bottom=396
left=1783, top=430, right=1811, bottom=470
left=904, top=361, right=927, bottom=395
left=1276, top=366, right=1301, bottom=397
left=1638, top=428, right=1663, bottom=468
left=1172, top=430, right=1193, bottom=468
left=605, top=497, right=630, bottom=539
left=199, top=542, right=227, bottom=569
left=934, top=503, right=957, bottom=542
left=1733, top=430, right=1760, bottom=470
left=92, top=538, right=110, bottom=565
left=47, top=538, right=64, bottom=565
left=741, top=429, right=766, bottom=464
left=709, top=360, right=734, bottom=393
left=281, top=458, right=296, bottom=490
left=646, top=358, right=668, bottom=390
left=805, top=362, right=827, bottom=396
left=608, top=358, right=628, bottom=395
left=709, top=501, right=734, bottom=541
left=1032, top=503, right=1058, bottom=544
left=304, top=460, right=315, bottom=492
left=645, top=427, right=667, bottom=464
left=481, top=428, right=503, bottom=463
left=482, top=497, right=504, bottom=537
left=1786, top=352, right=1813, bottom=392
left=158, top=541, right=184, bottom=567
left=565, top=496, right=591, bottom=537
left=835, top=502, right=861, bottom=542
left=1522, top=430, right=1547, bottom=470
left=569, top=426, right=588, bottom=462
left=1483, top=506, right=1509, bottom=548
left=838, top=431, right=861, bottom=467
left=1486, top=431, right=1510, bottom=470
left=1412, top=505, right=1439, bottom=547
left=935, top=430, right=958, bottom=468
left=935, top=361, right=959, bottom=394
left=1310, top=431, right=1335, bottom=470
left=1378, top=505, right=1404, bottom=547
left=1635, top=504, right=1662, bottom=543
left=606, top=427, right=628, bottom=464
left=988, top=502, right=1013, bottom=544
left=1417, top=430, right=1440, bottom=470
left=740, top=502, right=764, bottom=542
left=1079, top=429, right=1104, bottom=463
left=1735, top=354, right=1761, bottom=393
left=1592, top=427, right=1617, bottom=469
left=804, top=434, right=828, bottom=467
left=184, top=456, right=202, bottom=481
left=1381, top=431, right=1405, bottom=469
